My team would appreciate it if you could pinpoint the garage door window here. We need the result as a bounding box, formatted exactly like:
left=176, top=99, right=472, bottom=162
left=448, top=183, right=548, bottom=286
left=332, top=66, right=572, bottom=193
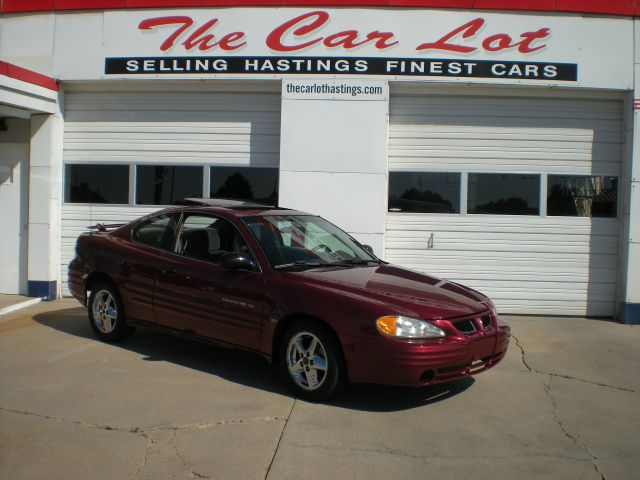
left=64, top=164, right=129, bottom=204
left=468, top=173, right=539, bottom=215
left=136, top=166, right=203, bottom=205
left=388, top=172, right=461, bottom=213
left=210, top=167, right=279, bottom=205
left=547, top=175, right=617, bottom=217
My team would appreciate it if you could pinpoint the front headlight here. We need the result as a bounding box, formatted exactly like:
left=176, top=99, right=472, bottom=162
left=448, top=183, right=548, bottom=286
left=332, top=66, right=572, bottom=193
left=376, top=315, right=446, bottom=339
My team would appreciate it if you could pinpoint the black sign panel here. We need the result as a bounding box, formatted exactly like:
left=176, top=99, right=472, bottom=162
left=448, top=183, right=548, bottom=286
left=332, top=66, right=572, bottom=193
left=105, top=56, right=577, bottom=81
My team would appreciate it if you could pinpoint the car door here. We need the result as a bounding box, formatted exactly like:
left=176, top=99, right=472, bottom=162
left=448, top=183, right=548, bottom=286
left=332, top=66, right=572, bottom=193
left=119, top=213, right=179, bottom=324
left=153, top=213, right=267, bottom=351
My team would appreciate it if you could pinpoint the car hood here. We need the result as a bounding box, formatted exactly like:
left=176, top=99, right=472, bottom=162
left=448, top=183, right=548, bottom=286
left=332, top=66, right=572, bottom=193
left=292, top=264, right=489, bottom=319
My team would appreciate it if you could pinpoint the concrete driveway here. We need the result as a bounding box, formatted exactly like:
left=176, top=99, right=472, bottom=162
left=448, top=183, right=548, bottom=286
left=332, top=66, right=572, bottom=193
left=1, top=299, right=638, bottom=480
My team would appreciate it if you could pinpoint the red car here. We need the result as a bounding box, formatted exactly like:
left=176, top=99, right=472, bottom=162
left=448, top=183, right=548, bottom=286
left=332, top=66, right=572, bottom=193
left=69, top=200, right=510, bottom=400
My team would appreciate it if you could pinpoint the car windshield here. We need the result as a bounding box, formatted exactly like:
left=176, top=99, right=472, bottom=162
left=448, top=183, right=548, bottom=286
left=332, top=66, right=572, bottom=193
left=242, top=215, right=381, bottom=269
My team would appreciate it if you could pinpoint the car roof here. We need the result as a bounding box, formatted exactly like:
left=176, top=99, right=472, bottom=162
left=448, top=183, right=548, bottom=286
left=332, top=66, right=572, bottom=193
left=159, top=204, right=313, bottom=218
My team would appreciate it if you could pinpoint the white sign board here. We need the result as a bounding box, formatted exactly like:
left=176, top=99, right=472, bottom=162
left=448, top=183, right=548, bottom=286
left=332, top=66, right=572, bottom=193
left=0, top=8, right=634, bottom=88
left=282, top=79, right=388, bottom=101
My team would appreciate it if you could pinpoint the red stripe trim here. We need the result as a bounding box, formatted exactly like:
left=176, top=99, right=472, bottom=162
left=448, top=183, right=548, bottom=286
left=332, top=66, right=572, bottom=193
left=0, top=61, right=59, bottom=92
left=1, top=0, right=638, bottom=16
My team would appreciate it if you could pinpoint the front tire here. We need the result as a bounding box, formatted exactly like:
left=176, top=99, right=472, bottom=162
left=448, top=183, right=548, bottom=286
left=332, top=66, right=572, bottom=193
left=88, top=282, right=135, bottom=342
left=279, top=320, right=346, bottom=401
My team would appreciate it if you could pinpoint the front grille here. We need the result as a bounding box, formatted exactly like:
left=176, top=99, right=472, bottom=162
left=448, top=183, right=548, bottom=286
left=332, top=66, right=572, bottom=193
left=453, top=319, right=476, bottom=334
left=453, top=314, right=492, bottom=335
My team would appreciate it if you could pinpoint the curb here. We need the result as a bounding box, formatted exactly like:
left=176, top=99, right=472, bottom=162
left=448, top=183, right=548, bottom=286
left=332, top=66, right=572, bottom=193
left=0, top=298, right=42, bottom=319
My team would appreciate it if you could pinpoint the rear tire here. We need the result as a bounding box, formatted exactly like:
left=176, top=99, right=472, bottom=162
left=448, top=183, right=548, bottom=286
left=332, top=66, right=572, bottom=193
left=88, top=282, right=135, bottom=342
left=279, top=320, right=346, bottom=401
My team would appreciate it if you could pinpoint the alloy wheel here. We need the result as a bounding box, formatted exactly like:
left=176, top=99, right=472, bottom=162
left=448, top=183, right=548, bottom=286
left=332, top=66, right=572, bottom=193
left=91, top=289, right=118, bottom=334
left=286, top=331, right=328, bottom=391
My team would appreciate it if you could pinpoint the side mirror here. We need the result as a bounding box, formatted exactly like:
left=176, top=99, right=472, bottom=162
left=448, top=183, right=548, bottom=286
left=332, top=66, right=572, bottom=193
left=219, top=252, right=258, bottom=272
left=362, top=244, right=375, bottom=255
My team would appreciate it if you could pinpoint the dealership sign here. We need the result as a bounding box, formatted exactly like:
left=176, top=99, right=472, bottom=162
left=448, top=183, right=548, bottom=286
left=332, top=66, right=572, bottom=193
left=106, top=11, right=575, bottom=81
left=98, top=8, right=632, bottom=85
left=137, top=14, right=550, bottom=54
left=106, top=56, right=575, bottom=80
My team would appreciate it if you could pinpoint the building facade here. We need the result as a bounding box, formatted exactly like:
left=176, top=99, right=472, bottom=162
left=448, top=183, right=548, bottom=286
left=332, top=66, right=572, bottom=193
left=1, top=0, right=639, bottom=323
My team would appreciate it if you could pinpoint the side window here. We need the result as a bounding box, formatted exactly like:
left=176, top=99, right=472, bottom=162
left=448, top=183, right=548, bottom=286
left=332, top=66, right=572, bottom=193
left=210, top=167, right=279, bottom=205
left=547, top=175, right=617, bottom=217
left=136, top=165, right=203, bottom=205
left=132, top=214, right=176, bottom=250
left=64, top=164, right=129, bottom=204
left=177, top=215, right=253, bottom=264
left=468, top=173, right=540, bottom=215
left=388, top=172, right=461, bottom=213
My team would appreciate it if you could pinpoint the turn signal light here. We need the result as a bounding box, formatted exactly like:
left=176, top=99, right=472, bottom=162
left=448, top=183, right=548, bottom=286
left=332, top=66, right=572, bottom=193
left=376, top=316, right=397, bottom=336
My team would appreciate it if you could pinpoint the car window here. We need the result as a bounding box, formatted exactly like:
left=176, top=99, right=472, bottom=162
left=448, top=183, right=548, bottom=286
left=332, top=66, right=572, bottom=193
left=243, top=215, right=377, bottom=267
left=177, top=214, right=253, bottom=264
left=132, top=214, right=177, bottom=250
left=304, top=221, right=357, bottom=256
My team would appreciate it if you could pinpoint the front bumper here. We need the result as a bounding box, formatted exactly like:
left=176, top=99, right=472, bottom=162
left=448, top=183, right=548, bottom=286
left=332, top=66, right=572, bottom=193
left=341, top=318, right=510, bottom=387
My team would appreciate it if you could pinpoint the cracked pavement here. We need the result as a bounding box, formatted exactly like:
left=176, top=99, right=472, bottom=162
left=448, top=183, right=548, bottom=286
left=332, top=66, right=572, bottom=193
left=1, top=300, right=638, bottom=480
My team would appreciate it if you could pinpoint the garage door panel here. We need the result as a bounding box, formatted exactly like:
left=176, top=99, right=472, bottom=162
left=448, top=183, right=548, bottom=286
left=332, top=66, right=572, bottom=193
left=386, top=215, right=617, bottom=230
left=387, top=259, right=618, bottom=280
left=63, top=151, right=280, bottom=166
left=390, top=125, right=622, bottom=140
left=65, top=93, right=280, bottom=113
left=390, top=149, right=605, bottom=161
left=385, top=255, right=618, bottom=270
left=64, top=128, right=277, bottom=138
left=387, top=94, right=621, bottom=316
left=385, top=229, right=618, bottom=241
left=441, top=280, right=617, bottom=297
left=389, top=95, right=622, bottom=177
left=60, top=87, right=281, bottom=296
left=390, top=143, right=621, bottom=157
left=386, top=242, right=618, bottom=256
left=494, top=301, right=614, bottom=317
left=389, top=160, right=619, bottom=175
left=64, top=142, right=280, bottom=156
left=390, top=132, right=621, bottom=149
left=453, top=282, right=616, bottom=303
left=386, top=230, right=619, bottom=246
left=391, top=96, right=622, bottom=119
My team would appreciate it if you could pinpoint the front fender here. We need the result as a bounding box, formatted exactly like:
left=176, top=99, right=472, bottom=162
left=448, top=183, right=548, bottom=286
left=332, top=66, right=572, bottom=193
left=259, top=274, right=389, bottom=357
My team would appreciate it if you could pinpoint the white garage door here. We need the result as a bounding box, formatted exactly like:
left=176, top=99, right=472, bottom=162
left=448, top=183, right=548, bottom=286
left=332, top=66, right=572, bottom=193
left=386, top=90, right=623, bottom=317
left=61, top=83, right=281, bottom=295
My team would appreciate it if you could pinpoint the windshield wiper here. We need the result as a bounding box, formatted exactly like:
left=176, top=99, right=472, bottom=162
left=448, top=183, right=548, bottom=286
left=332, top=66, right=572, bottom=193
left=342, top=259, right=385, bottom=266
left=274, top=260, right=354, bottom=271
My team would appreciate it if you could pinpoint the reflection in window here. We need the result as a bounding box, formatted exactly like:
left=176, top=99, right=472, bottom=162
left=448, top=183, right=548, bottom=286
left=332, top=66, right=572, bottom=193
left=64, top=164, right=129, bottom=204
left=136, top=165, right=203, bottom=205
left=548, top=175, right=617, bottom=217
left=388, top=172, right=460, bottom=213
left=468, top=173, right=540, bottom=215
left=132, top=214, right=176, bottom=250
left=210, top=167, right=278, bottom=205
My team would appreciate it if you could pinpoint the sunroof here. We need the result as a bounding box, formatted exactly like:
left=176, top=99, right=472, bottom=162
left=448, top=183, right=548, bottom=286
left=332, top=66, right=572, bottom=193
left=175, top=198, right=275, bottom=208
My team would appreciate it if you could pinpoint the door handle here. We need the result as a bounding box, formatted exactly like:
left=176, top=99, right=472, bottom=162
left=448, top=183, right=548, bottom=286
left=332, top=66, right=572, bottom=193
left=161, top=267, right=175, bottom=275
left=427, top=233, right=434, bottom=249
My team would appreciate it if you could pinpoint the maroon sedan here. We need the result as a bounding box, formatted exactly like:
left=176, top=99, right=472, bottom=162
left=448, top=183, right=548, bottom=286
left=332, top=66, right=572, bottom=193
left=69, top=200, right=509, bottom=400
